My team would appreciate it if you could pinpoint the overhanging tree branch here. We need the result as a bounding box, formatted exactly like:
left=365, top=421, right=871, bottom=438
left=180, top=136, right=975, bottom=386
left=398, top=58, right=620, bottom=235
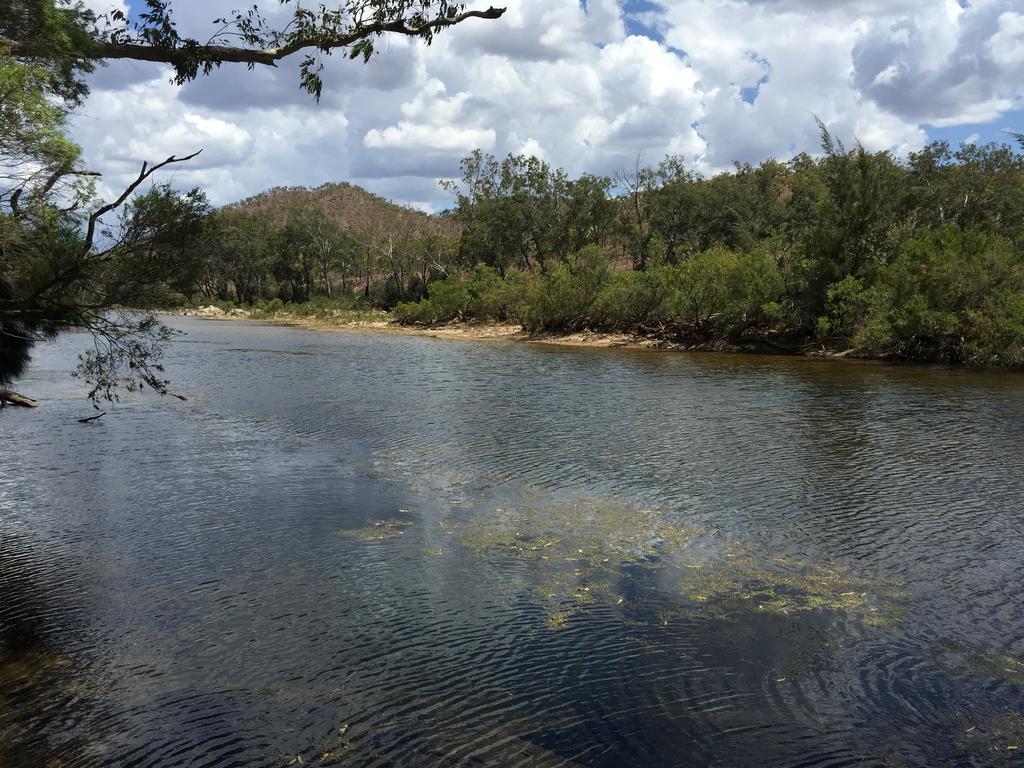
left=82, top=149, right=202, bottom=256
left=98, top=6, right=503, bottom=66
left=2, top=5, right=506, bottom=85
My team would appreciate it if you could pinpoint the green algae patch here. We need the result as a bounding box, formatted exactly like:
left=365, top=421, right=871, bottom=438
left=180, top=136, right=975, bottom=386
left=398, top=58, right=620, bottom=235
left=932, top=641, right=1024, bottom=685
left=0, top=647, right=73, bottom=689
left=678, top=552, right=905, bottom=627
left=960, top=711, right=1024, bottom=765
left=449, top=498, right=904, bottom=631
left=0, top=646, right=82, bottom=765
left=457, top=500, right=700, bottom=565
left=316, top=723, right=354, bottom=766
left=546, top=610, right=571, bottom=630
left=338, top=519, right=413, bottom=541
left=451, top=499, right=700, bottom=627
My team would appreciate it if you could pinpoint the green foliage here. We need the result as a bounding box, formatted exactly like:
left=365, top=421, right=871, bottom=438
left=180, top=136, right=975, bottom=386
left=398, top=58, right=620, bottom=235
left=1, top=0, right=97, bottom=105
left=393, top=266, right=529, bottom=325
left=590, top=268, right=671, bottom=331
left=800, top=122, right=903, bottom=315
left=523, top=246, right=611, bottom=332
left=850, top=226, right=1024, bottom=366
left=664, top=247, right=783, bottom=335
left=366, top=275, right=410, bottom=309
left=817, top=275, right=868, bottom=340
left=72, top=313, right=181, bottom=403
left=396, top=245, right=784, bottom=341
left=445, top=151, right=614, bottom=275
left=392, top=132, right=1024, bottom=368
left=0, top=57, right=81, bottom=186
left=3, top=1, right=500, bottom=101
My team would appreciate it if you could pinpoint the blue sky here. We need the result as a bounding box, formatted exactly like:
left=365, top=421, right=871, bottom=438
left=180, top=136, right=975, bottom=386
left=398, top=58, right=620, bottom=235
left=927, top=112, right=1024, bottom=148
left=74, top=0, right=1024, bottom=209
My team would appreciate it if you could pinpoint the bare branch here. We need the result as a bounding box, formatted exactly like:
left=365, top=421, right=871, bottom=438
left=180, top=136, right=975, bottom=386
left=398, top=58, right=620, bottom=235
left=81, top=150, right=202, bottom=256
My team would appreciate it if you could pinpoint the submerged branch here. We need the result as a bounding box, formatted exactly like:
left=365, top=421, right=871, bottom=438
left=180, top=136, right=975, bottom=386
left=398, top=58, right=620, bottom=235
left=0, top=389, right=38, bottom=407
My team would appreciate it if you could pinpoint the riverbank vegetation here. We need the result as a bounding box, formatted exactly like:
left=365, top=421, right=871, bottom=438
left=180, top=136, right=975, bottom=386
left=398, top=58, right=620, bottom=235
left=387, top=135, right=1024, bottom=367
left=176, top=131, right=1024, bottom=368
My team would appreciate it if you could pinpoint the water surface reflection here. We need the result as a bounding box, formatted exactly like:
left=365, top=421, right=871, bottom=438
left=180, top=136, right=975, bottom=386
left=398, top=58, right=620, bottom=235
left=1, top=318, right=1023, bottom=766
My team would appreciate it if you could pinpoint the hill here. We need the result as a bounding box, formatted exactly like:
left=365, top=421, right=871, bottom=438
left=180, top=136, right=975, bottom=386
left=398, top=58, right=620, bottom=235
left=228, top=182, right=459, bottom=237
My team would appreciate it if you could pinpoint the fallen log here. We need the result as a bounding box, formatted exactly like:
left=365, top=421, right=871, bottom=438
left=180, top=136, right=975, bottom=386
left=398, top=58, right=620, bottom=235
left=0, top=389, right=38, bottom=408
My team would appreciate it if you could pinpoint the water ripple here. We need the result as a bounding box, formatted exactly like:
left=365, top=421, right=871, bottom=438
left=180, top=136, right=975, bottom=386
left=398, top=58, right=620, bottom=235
left=2, top=318, right=1023, bottom=766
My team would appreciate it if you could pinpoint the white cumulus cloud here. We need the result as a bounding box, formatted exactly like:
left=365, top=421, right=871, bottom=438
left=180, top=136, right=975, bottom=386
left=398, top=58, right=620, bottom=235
left=68, top=0, right=1024, bottom=210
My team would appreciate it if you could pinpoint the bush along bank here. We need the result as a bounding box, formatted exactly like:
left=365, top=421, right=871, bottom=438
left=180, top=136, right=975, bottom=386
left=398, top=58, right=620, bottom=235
left=393, top=229, right=1024, bottom=368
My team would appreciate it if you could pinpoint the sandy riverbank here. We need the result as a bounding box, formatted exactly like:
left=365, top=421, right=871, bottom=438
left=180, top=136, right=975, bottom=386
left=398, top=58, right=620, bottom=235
left=173, top=307, right=684, bottom=351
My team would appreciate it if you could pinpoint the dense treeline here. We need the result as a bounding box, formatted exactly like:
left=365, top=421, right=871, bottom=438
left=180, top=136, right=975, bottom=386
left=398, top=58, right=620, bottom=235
left=178, top=126, right=1024, bottom=367
left=386, top=129, right=1024, bottom=367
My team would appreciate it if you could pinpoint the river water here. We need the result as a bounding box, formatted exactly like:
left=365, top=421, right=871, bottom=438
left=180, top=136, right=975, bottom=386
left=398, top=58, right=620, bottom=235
left=2, top=317, right=1023, bottom=767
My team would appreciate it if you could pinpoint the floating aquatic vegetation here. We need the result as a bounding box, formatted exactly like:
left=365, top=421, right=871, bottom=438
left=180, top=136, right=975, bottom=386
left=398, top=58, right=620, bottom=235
left=0, top=646, right=88, bottom=765
left=932, top=641, right=1024, bottom=685
left=450, top=499, right=700, bottom=628
left=533, top=571, right=619, bottom=630
left=338, top=519, right=413, bottom=541
left=960, top=711, right=1024, bottom=764
left=316, top=723, right=352, bottom=766
left=546, top=611, right=570, bottom=630
left=456, top=500, right=700, bottom=566
left=677, top=551, right=906, bottom=627
left=447, top=498, right=905, bottom=632
left=0, top=647, right=73, bottom=690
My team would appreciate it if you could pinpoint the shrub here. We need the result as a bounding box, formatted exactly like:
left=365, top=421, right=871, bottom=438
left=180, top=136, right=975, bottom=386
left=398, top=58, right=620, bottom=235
left=523, top=246, right=611, bottom=332
left=664, top=246, right=783, bottom=336
left=468, top=267, right=531, bottom=322
left=393, top=298, right=444, bottom=325
left=816, top=275, right=868, bottom=340
left=852, top=225, right=1024, bottom=364
left=366, top=276, right=406, bottom=310
left=590, top=269, right=671, bottom=331
left=966, top=291, right=1024, bottom=367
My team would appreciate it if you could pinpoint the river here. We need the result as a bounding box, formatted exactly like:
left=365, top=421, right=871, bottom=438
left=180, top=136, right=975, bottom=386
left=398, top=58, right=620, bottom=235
left=2, top=317, right=1023, bottom=767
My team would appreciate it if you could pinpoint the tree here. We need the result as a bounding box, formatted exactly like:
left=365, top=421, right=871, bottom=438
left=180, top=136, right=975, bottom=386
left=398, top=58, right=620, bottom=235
left=0, top=0, right=507, bottom=402
left=800, top=121, right=903, bottom=317
left=444, top=151, right=527, bottom=276
left=1, top=40, right=210, bottom=400
left=300, top=209, right=355, bottom=299
left=195, top=209, right=279, bottom=304
left=562, top=174, right=616, bottom=255
left=3, top=0, right=506, bottom=99
left=646, top=156, right=700, bottom=262
left=615, top=157, right=657, bottom=270
left=446, top=151, right=614, bottom=276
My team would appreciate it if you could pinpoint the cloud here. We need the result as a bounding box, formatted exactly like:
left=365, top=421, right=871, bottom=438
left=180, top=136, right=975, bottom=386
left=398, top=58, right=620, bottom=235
left=69, top=0, right=1024, bottom=210
left=363, top=80, right=497, bottom=152
left=851, top=1, right=1024, bottom=125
